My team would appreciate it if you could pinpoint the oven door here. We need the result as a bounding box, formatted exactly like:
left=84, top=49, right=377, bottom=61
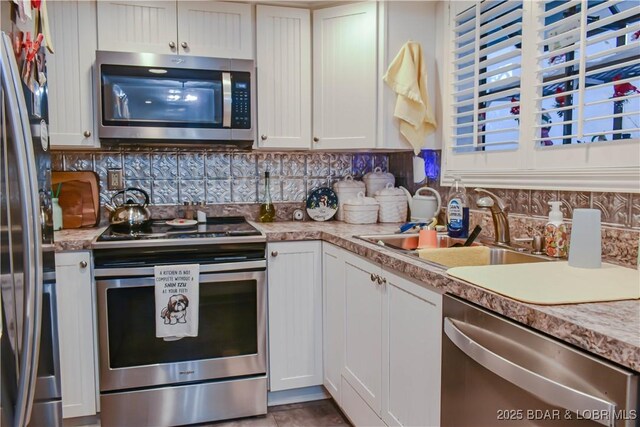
left=96, top=268, right=266, bottom=392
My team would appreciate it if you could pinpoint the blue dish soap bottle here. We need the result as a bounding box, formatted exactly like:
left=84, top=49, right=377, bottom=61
left=447, top=177, right=469, bottom=238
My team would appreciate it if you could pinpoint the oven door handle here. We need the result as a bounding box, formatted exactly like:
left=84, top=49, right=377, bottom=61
left=443, top=318, right=616, bottom=427
left=94, top=260, right=266, bottom=278
left=222, top=72, right=232, bottom=128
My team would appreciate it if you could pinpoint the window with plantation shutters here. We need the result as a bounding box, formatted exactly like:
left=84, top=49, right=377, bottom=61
left=534, top=0, right=640, bottom=146
left=451, top=0, right=523, bottom=153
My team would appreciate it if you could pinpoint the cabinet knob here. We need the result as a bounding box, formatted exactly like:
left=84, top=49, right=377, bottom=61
left=261, top=135, right=268, bottom=141
left=83, top=130, right=91, bottom=138
left=370, top=273, right=377, bottom=282
left=169, top=41, right=176, bottom=49
left=377, top=276, right=386, bottom=285
left=313, top=137, right=319, bottom=143
left=79, top=261, right=88, bottom=269
left=181, top=41, right=188, bottom=49
left=271, top=251, right=278, bottom=257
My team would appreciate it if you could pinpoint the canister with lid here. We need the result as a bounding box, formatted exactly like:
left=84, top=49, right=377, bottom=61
left=333, top=175, right=366, bottom=221
left=374, top=183, right=408, bottom=223
left=363, top=167, right=395, bottom=197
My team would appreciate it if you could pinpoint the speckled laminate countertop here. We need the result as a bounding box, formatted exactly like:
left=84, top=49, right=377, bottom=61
left=54, top=221, right=640, bottom=372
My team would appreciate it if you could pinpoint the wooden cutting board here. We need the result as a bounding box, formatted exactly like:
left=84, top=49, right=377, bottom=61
left=52, top=171, right=100, bottom=228
left=447, top=261, right=640, bottom=305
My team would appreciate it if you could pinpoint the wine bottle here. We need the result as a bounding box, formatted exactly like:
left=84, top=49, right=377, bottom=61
left=259, top=171, right=276, bottom=222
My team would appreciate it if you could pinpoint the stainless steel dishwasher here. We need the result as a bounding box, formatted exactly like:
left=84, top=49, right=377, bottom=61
left=442, top=295, right=639, bottom=427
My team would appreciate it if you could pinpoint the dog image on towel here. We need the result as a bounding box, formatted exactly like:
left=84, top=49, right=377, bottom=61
left=160, top=294, right=189, bottom=325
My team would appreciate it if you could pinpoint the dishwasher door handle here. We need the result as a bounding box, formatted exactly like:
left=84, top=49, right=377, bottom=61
left=444, top=317, right=616, bottom=427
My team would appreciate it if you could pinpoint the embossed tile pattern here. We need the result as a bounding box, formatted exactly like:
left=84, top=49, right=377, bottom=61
left=592, top=192, right=630, bottom=226
left=55, top=148, right=638, bottom=230
left=56, top=150, right=387, bottom=205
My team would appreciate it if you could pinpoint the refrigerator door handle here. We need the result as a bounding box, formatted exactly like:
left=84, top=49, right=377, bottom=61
left=1, top=32, right=44, bottom=427
left=443, top=318, right=616, bottom=427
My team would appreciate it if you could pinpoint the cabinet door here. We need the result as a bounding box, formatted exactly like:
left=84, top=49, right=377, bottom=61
left=342, top=251, right=382, bottom=414
left=97, top=1, right=178, bottom=54
left=256, top=5, right=311, bottom=149
left=322, top=243, right=345, bottom=401
left=312, top=2, right=377, bottom=150
left=177, top=1, right=253, bottom=59
left=47, top=1, right=98, bottom=148
left=267, top=242, right=323, bottom=391
left=382, top=269, right=442, bottom=427
left=55, top=252, right=97, bottom=418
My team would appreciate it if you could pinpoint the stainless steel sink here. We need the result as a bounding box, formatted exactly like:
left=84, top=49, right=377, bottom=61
left=356, top=233, right=550, bottom=268
left=356, top=233, right=476, bottom=252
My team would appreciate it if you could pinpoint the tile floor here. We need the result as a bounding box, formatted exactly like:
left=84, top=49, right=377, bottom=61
left=63, top=399, right=351, bottom=427
left=207, top=400, right=351, bottom=427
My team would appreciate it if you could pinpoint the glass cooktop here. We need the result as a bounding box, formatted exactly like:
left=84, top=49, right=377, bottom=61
left=96, top=216, right=262, bottom=242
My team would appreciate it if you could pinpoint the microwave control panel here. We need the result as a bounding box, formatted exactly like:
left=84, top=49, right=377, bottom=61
left=231, top=73, right=251, bottom=129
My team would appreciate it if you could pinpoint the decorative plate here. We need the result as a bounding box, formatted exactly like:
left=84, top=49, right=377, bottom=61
left=306, top=187, right=338, bottom=221
left=166, top=219, right=198, bottom=228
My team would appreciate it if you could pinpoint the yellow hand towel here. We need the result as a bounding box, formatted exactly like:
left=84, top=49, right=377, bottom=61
left=383, top=41, right=437, bottom=154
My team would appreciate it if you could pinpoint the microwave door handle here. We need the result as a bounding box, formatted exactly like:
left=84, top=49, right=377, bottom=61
left=222, top=72, right=232, bottom=128
left=443, top=318, right=616, bottom=427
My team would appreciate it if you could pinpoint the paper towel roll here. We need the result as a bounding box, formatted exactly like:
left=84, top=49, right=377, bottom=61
left=568, top=209, right=602, bottom=269
left=413, top=156, right=426, bottom=183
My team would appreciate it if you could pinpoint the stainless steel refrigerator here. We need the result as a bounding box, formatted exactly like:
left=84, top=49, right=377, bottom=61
left=1, top=18, right=62, bottom=427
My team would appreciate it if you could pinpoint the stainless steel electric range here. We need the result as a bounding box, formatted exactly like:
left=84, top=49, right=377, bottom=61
left=92, top=217, right=267, bottom=427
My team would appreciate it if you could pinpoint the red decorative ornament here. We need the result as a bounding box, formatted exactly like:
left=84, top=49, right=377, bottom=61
left=612, top=74, right=640, bottom=102
left=509, top=97, right=520, bottom=116
left=633, top=29, right=640, bottom=40
left=553, top=87, right=566, bottom=117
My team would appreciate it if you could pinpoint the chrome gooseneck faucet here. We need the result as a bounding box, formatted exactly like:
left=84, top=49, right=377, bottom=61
left=474, top=188, right=511, bottom=246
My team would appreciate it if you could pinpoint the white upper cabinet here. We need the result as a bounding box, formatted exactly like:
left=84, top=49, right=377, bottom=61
left=377, top=1, right=442, bottom=151
left=47, top=0, right=98, bottom=148
left=97, top=1, right=253, bottom=58
left=313, top=2, right=377, bottom=150
left=97, top=1, right=178, bottom=55
left=177, top=2, right=253, bottom=59
left=256, top=5, right=311, bottom=149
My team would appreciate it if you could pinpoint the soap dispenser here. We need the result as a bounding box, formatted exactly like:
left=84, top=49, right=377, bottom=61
left=544, top=201, right=568, bottom=258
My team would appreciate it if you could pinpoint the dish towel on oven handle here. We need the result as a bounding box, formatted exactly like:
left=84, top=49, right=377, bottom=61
left=155, top=264, right=199, bottom=340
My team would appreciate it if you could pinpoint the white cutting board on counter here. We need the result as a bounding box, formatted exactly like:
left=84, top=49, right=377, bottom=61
left=447, top=261, right=640, bottom=305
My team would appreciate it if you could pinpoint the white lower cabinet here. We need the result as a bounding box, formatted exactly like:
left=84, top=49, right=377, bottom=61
left=321, top=243, right=442, bottom=427
left=342, top=250, right=383, bottom=414
left=267, top=242, right=323, bottom=391
left=55, top=251, right=97, bottom=418
left=382, top=270, right=442, bottom=427
left=322, top=243, right=345, bottom=401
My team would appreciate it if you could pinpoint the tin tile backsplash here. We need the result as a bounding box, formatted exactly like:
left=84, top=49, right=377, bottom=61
left=52, top=148, right=387, bottom=206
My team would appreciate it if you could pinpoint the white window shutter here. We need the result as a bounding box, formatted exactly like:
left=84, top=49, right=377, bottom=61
left=450, top=0, right=524, bottom=154
left=534, top=0, right=640, bottom=145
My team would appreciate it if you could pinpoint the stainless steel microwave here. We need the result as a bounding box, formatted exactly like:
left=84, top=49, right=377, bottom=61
left=95, top=51, right=255, bottom=145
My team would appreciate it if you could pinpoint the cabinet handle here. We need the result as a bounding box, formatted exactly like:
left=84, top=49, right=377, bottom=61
left=313, top=137, right=319, bottom=143
left=377, top=276, right=386, bottom=285
left=370, top=273, right=377, bottom=282
left=261, top=135, right=268, bottom=141
left=271, top=251, right=278, bottom=257
left=79, top=261, right=88, bottom=269
left=181, top=41, right=188, bottom=49
left=83, top=130, right=91, bottom=138
left=169, top=41, right=176, bottom=49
